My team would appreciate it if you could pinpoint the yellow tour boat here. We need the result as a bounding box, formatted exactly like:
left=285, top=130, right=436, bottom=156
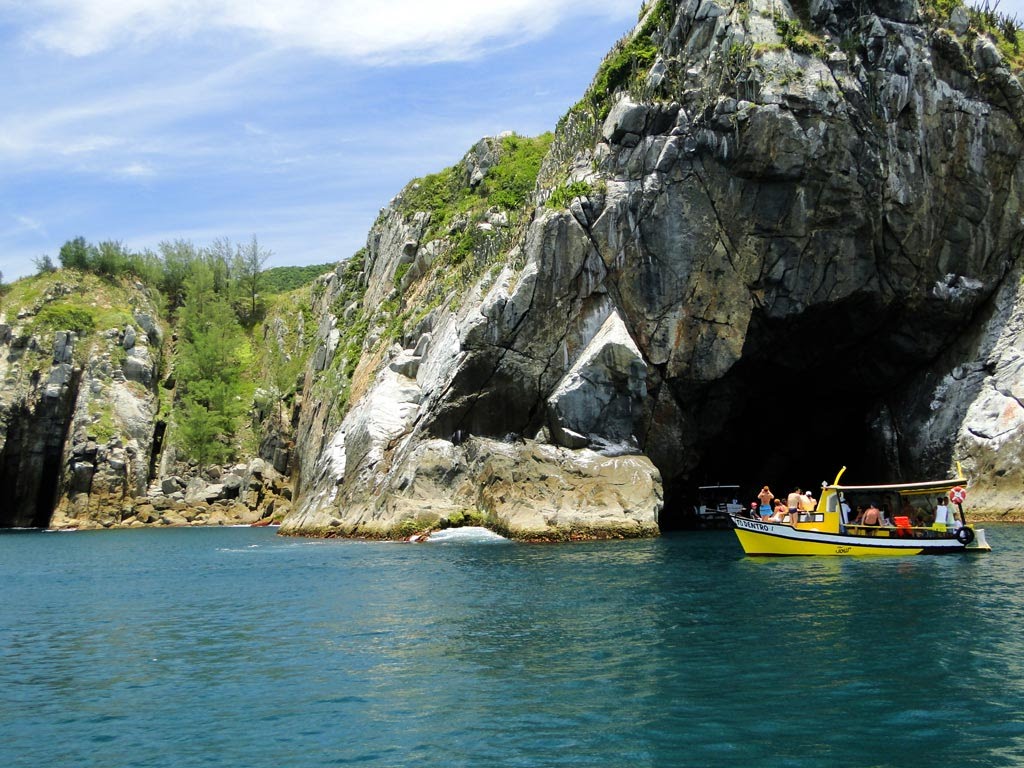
left=729, top=466, right=991, bottom=556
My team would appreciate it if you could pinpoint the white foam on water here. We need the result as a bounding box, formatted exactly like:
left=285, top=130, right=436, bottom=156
left=425, top=526, right=510, bottom=544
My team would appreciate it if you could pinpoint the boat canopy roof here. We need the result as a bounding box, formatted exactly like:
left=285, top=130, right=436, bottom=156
left=697, top=484, right=740, bottom=490
left=825, top=478, right=963, bottom=496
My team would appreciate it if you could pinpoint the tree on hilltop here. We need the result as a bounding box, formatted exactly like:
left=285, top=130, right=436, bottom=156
left=236, top=235, right=272, bottom=325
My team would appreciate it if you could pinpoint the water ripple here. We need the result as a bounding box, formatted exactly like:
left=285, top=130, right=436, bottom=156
left=2, top=526, right=1024, bottom=767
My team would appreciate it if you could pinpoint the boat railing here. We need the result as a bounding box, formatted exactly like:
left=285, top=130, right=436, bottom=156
left=842, top=523, right=959, bottom=539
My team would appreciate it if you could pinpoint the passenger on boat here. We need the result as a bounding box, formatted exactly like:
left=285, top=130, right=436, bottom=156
left=802, top=491, right=816, bottom=515
left=757, top=486, right=774, bottom=518
left=951, top=506, right=964, bottom=531
left=786, top=488, right=803, bottom=525
left=768, top=499, right=787, bottom=522
left=900, top=499, right=916, bottom=521
left=933, top=496, right=950, bottom=531
left=839, top=496, right=851, bottom=525
left=857, top=504, right=882, bottom=526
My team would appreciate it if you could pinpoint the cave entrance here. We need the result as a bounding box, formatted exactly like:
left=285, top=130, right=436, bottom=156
left=0, top=367, right=82, bottom=529
left=660, top=374, right=886, bottom=529
left=148, top=420, right=167, bottom=480
left=656, top=301, right=937, bottom=530
left=0, top=398, right=78, bottom=529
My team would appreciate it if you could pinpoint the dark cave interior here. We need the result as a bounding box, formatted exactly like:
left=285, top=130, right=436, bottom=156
left=658, top=373, right=888, bottom=529
left=0, top=401, right=74, bottom=529
left=656, top=302, right=952, bottom=530
left=0, top=369, right=82, bottom=529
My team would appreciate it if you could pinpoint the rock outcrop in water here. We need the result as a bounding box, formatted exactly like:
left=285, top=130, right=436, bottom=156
left=281, top=0, right=1024, bottom=538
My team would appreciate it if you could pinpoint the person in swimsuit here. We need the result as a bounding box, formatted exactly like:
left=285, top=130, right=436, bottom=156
left=860, top=504, right=881, bottom=526
left=786, top=488, right=803, bottom=526
left=757, top=486, right=774, bottom=520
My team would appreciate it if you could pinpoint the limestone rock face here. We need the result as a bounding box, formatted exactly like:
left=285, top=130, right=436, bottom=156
left=284, top=202, right=668, bottom=539
left=885, top=266, right=1024, bottom=516
left=50, top=317, right=164, bottom=529
left=546, top=310, right=647, bottom=452
left=280, top=436, right=662, bottom=539
left=0, top=277, right=167, bottom=528
left=282, top=0, right=1024, bottom=535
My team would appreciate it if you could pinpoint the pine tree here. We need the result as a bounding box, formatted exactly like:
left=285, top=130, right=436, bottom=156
left=236, top=235, right=271, bottom=325
left=174, top=262, right=246, bottom=466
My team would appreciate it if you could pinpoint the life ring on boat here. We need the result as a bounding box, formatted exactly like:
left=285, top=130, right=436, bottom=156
left=950, top=486, right=967, bottom=505
left=956, top=527, right=975, bottom=545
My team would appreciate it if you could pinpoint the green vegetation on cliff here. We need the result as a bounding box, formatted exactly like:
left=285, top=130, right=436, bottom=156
left=377, top=133, right=552, bottom=340
left=262, top=263, right=335, bottom=294
left=398, top=133, right=553, bottom=242
left=2, top=270, right=137, bottom=348
left=546, top=181, right=594, bottom=210
left=6, top=235, right=333, bottom=469
left=576, top=0, right=675, bottom=121
left=174, top=262, right=249, bottom=466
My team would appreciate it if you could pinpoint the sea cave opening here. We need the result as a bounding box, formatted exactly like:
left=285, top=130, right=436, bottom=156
left=655, top=301, right=942, bottom=531
left=658, top=373, right=887, bottom=530
left=0, top=400, right=78, bottom=529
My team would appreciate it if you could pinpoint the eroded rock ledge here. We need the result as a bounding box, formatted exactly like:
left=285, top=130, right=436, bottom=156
left=280, top=436, right=661, bottom=540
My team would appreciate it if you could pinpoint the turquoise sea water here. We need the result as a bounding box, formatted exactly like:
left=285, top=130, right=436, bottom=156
left=2, top=525, right=1024, bottom=767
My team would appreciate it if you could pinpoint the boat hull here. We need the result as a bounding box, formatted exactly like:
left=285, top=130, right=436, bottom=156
left=730, top=516, right=989, bottom=556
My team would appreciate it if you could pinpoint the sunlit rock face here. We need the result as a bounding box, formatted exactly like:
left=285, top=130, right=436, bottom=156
left=284, top=0, right=1024, bottom=536
left=0, top=274, right=167, bottom=529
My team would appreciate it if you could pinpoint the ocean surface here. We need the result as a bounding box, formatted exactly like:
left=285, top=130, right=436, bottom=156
left=2, top=524, right=1024, bottom=768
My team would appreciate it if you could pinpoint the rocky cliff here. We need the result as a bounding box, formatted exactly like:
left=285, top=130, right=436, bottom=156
left=280, top=0, right=1024, bottom=538
left=2, top=0, right=1021, bottom=534
left=0, top=271, right=297, bottom=529
left=0, top=273, right=162, bottom=527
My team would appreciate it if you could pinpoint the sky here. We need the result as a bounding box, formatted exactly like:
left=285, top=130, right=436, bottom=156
left=0, top=0, right=641, bottom=281
left=1, top=0, right=1022, bottom=283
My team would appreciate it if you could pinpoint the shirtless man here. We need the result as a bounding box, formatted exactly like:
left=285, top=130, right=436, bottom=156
left=859, top=504, right=881, bottom=526
left=757, top=486, right=774, bottom=519
left=786, top=487, right=803, bottom=526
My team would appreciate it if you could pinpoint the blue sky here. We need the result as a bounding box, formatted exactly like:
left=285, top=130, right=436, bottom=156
left=0, top=0, right=641, bottom=281
left=1, top=0, right=1022, bottom=283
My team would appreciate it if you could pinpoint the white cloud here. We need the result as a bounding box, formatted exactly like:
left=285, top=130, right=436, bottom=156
left=0, top=48, right=272, bottom=171
left=22, top=0, right=639, bottom=62
left=8, top=215, right=49, bottom=238
left=116, top=162, right=156, bottom=178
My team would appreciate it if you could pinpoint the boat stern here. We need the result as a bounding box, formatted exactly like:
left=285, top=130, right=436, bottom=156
left=966, top=528, right=992, bottom=552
